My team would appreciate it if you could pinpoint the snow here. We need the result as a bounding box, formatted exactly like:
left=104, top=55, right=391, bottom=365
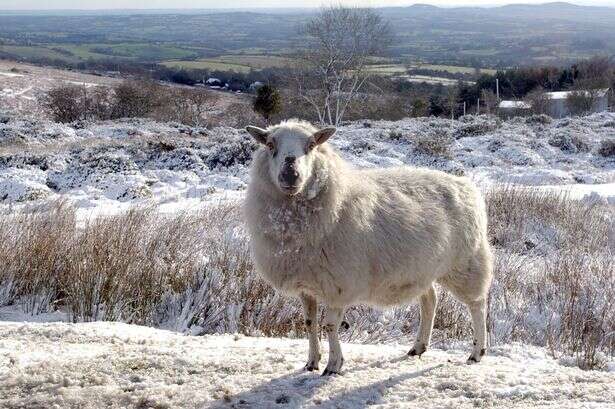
left=1, top=321, right=613, bottom=409
left=0, top=71, right=24, bottom=78
left=546, top=89, right=610, bottom=99
left=537, top=182, right=615, bottom=204
left=499, top=100, right=531, bottom=109
left=1, top=113, right=614, bottom=216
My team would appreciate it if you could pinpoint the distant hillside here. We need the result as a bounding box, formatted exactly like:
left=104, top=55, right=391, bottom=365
left=0, top=2, right=614, bottom=67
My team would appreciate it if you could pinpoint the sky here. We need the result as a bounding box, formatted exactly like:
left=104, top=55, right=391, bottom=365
left=0, top=0, right=613, bottom=9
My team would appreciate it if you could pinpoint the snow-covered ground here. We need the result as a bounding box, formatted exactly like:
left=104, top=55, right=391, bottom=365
left=1, top=112, right=614, bottom=217
left=1, top=321, right=613, bottom=409
left=0, top=60, right=122, bottom=115
left=1, top=72, right=615, bottom=407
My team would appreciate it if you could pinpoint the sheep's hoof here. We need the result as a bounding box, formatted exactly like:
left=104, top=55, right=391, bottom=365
left=304, top=362, right=319, bottom=372
left=408, top=343, right=426, bottom=357
left=321, top=357, right=343, bottom=376
left=466, top=349, right=486, bottom=364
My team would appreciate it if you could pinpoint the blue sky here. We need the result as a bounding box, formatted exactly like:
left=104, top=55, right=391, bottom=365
left=0, top=0, right=612, bottom=9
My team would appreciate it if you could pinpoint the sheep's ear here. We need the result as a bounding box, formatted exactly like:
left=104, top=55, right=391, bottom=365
left=314, top=127, right=336, bottom=145
left=245, top=126, right=268, bottom=144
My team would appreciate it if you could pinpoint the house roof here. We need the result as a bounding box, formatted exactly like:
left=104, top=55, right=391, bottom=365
left=545, top=88, right=610, bottom=100
left=499, top=100, right=532, bottom=109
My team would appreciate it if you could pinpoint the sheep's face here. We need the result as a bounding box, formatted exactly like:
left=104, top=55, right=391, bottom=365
left=246, top=124, right=336, bottom=196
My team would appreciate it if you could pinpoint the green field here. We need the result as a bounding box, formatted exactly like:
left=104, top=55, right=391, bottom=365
left=1, top=44, right=498, bottom=78
left=414, top=64, right=498, bottom=75
left=1, top=43, right=201, bottom=63
left=162, top=54, right=293, bottom=72
left=161, top=59, right=252, bottom=73
left=0, top=45, right=78, bottom=62
left=366, top=63, right=498, bottom=76
left=366, top=64, right=409, bottom=75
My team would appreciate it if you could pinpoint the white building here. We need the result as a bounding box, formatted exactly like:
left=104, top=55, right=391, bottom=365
left=543, top=89, right=609, bottom=118
left=498, top=88, right=610, bottom=118
left=498, top=100, right=532, bottom=118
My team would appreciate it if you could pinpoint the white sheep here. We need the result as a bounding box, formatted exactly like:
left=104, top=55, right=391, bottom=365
left=244, top=120, right=493, bottom=376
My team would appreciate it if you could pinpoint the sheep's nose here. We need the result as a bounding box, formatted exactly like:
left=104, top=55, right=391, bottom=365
left=280, top=157, right=299, bottom=186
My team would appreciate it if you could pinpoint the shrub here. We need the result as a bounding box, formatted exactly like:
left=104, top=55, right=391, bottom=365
left=155, top=88, right=219, bottom=127
left=525, top=114, right=552, bottom=125
left=253, top=84, right=282, bottom=123
left=525, top=88, right=550, bottom=115
left=414, top=134, right=452, bottom=158
left=565, top=91, right=595, bottom=116
left=111, top=80, right=162, bottom=119
left=548, top=133, right=590, bottom=153
left=454, top=118, right=498, bottom=138
left=598, top=138, right=615, bottom=157
left=387, top=129, right=402, bottom=140
left=43, top=85, right=87, bottom=123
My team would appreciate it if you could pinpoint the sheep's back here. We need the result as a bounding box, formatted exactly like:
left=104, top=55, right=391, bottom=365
left=324, top=166, right=487, bottom=305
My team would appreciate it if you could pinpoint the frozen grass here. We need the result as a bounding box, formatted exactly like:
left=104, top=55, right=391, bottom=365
left=1, top=188, right=614, bottom=369
left=414, top=134, right=453, bottom=158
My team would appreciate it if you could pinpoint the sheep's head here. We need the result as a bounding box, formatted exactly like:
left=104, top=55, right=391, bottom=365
left=246, top=122, right=336, bottom=197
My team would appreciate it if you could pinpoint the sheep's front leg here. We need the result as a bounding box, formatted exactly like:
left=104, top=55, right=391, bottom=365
left=409, top=285, right=437, bottom=357
left=322, top=306, right=345, bottom=376
left=300, top=294, right=320, bottom=371
left=467, top=299, right=487, bottom=364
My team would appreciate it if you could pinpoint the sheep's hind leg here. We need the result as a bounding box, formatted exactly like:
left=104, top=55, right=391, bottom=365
left=408, top=284, right=437, bottom=357
left=322, top=306, right=345, bottom=376
left=301, top=294, right=321, bottom=371
left=466, top=298, right=487, bottom=364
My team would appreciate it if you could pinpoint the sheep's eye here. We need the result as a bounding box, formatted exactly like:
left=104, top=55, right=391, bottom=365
left=266, top=141, right=275, bottom=151
left=307, top=141, right=316, bottom=152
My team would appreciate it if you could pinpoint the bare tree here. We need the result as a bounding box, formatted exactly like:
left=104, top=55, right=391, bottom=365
left=43, top=84, right=87, bottom=123
left=565, top=90, right=595, bottom=117
left=525, top=87, right=550, bottom=115
left=160, top=88, right=219, bottom=127
left=289, top=6, right=392, bottom=126
left=480, top=89, right=499, bottom=115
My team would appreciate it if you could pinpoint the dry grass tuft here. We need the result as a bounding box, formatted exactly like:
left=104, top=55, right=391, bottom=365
left=1, top=186, right=613, bottom=369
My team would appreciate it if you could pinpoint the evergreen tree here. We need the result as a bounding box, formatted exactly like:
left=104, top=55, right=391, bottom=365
left=253, top=84, right=282, bottom=123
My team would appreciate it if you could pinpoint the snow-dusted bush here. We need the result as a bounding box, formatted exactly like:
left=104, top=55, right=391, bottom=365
left=486, top=187, right=614, bottom=370
left=525, top=114, right=552, bottom=125
left=202, top=133, right=258, bottom=169
left=414, top=134, right=452, bottom=158
left=548, top=132, right=590, bottom=153
left=598, top=139, right=615, bottom=157
left=454, top=116, right=499, bottom=138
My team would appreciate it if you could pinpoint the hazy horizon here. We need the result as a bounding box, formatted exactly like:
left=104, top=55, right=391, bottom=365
left=1, top=0, right=614, bottom=11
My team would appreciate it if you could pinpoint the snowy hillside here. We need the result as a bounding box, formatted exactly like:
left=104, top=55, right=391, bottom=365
left=1, top=321, right=614, bottom=409
left=0, top=61, right=121, bottom=115
left=1, top=112, right=614, bottom=216
left=1, top=99, right=615, bottom=408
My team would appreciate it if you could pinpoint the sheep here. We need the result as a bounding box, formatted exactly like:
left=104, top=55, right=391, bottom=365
left=244, top=120, right=493, bottom=376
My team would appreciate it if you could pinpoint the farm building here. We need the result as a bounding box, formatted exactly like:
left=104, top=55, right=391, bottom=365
left=543, top=89, right=609, bottom=118
left=498, top=100, right=532, bottom=118
left=499, top=89, right=610, bottom=118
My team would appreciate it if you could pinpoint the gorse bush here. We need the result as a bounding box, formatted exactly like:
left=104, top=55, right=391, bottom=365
left=1, top=188, right=613, bottom=369
left=598, top=138, right=615, bottom=157
left=43, top=80, right=223, bottom=127
left=414, top=134, right=453, bottom=158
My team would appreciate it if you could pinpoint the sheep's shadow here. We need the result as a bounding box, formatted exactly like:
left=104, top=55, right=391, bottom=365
left=207, top=355, right=444, bottom=409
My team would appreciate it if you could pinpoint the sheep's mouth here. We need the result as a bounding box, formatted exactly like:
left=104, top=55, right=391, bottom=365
left=279, top=184, right=300, bottom=196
